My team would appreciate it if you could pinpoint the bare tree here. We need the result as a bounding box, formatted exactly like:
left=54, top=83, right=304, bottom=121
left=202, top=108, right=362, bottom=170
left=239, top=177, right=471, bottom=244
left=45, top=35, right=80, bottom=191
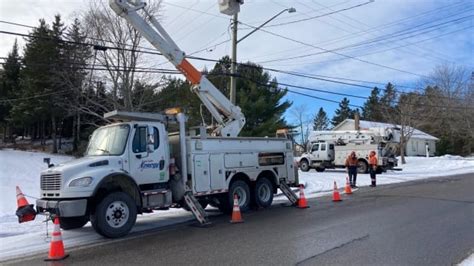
left=81, top=0, right=162, bottom=113
left=290, top=104, right=312, bottom=149
left=423, top=64, right=473, bottom=155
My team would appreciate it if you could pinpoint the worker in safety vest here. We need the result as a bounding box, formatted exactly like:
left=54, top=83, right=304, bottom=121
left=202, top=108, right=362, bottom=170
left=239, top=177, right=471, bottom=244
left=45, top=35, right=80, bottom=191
left=368, top=151, right=378, bottom=187
left=345, top=151, right=358, bottom=188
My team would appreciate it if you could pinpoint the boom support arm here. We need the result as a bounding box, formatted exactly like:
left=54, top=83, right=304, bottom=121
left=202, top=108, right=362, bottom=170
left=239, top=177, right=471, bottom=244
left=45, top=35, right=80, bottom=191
left=109, top=0, right=245, bottom=137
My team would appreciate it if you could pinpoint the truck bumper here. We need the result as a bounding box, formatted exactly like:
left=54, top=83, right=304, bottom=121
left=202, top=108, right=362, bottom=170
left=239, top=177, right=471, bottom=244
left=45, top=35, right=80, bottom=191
left=36, top=199, right=87, bottom=217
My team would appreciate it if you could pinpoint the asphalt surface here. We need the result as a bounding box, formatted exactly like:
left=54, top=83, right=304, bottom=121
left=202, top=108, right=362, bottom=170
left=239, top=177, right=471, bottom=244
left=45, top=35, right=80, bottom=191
left=8, top=173, right=474, bottom=266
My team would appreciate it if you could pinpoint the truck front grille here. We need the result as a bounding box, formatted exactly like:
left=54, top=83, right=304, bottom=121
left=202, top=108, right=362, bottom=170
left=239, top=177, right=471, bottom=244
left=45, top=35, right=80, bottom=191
left=41, top=174, right=62, bottom=190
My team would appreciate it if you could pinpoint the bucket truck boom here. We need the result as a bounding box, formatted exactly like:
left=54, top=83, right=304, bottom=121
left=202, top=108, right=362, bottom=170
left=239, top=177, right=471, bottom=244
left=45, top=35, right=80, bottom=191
left=109, top=0, right=245, bottom=137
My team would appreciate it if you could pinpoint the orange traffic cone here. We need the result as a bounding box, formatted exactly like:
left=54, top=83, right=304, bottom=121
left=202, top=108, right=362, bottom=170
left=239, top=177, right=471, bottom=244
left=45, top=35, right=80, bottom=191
left=344, top=177, right=352, bottom=195
left=15, top=186, right=36, bottom=223
left=333, top=181, right=342, bottom=202
left=297, top=184, right=309, bottom=209
left=230, top=194, right=244, bottom=223
left=45, top=217, right=69, bottom=261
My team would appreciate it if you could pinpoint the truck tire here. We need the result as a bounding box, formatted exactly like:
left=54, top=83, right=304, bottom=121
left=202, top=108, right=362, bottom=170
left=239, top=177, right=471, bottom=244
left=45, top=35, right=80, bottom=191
left=59, top=216, right=89, bottom=230
left=376, top=167, right=384, bottom=174
left=299, top=159, right=310, bottom=172
left=90, top=192, right=137, bottom=238
left=254, top=178, right=274, bottom=208
left=315, top=167, right=325, bottom=172
left=357, top=160, right=368, bottom=174
left=218, top=180, right=251, bottom=214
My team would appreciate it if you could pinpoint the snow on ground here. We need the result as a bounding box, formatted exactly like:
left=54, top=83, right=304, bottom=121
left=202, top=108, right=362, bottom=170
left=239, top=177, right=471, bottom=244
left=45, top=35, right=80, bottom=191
left=459, top=253, right=474, bottom=266
left=0, top=149, right=473, bottom=261
left=290, top=155, right=474, bottom=198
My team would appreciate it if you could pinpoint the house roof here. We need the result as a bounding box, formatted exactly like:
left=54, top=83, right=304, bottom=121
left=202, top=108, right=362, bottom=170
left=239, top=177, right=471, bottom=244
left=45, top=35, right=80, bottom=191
left=333, top=119, right=439, bottom=141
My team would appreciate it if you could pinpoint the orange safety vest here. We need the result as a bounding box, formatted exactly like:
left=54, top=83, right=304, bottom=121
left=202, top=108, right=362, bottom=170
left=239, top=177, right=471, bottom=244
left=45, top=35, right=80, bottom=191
left=369, top=155, right=378, bottom=166
left=345, top=156, right=358, bottom=167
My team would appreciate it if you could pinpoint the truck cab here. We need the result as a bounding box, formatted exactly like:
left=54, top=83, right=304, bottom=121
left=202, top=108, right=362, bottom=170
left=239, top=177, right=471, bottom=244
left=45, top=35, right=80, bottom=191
left=37, top=120, right=174, bottom=238
left=298, top=141, right=335, bottom=172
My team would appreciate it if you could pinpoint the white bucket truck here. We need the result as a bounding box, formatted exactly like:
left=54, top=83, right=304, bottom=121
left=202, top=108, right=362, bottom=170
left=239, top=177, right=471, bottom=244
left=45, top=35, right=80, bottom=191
left=34, top=0, right=299, bottom=238
left=298, top=129, right=400, bottom=173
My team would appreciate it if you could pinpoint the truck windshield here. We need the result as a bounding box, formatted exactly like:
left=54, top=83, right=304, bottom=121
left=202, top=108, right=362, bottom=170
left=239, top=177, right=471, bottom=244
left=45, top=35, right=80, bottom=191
left=86, top=124, right=130, bottom=156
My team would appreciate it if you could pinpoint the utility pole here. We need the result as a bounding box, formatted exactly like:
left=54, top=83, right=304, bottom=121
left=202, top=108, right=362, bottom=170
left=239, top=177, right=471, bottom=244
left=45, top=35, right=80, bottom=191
left=230, top=13, right=238, bottom=105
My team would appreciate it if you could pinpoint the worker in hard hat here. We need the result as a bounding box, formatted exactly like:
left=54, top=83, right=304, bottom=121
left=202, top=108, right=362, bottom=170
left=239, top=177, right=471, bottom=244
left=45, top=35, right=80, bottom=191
left=345, top=151, right=358, bottom=188
left=368, top=151, right=378, bottom=187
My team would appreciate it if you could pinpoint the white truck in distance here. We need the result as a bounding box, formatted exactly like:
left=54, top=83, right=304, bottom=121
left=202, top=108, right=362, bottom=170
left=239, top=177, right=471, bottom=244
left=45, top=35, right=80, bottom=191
left=298, top=129, right=400, bottom=173
left=34, top=0, right=299, bottom=238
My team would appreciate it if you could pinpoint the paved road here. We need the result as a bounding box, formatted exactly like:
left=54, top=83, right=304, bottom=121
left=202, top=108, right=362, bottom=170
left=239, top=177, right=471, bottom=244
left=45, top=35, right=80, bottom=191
left=8, top=174, right=474, bottom=265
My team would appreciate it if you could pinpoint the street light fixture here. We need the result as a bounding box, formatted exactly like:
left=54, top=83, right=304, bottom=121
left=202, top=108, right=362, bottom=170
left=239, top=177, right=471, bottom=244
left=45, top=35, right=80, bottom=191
left=237, top=7, right=296, bottom=44
left=229, top=7, right=296, bottom=104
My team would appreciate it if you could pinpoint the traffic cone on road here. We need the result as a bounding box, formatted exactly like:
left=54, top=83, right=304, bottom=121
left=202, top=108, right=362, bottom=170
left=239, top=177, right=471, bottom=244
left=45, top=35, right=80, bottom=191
left=230, top=194, right=244, bottom=223
left=344, top=177, right=353, bottom=195
left=15, top=186, right=36, bottom=223
left=333, top=181, right=342, bottom=202
left=45, top=217, right=69, bottom=261
left=297, top=184, right=309, bottom=209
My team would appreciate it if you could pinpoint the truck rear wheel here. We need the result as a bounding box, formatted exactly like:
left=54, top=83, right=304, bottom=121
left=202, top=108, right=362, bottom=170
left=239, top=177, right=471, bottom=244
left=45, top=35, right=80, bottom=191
left=90, top=192, right=137, bottom=238
left=357, top=160, right=368, bottom=174
left=59, top=216, right=89, bottom=230
left=254, top=178, right=273, bottom=208
left=218, top=180, right=251, bottom=214
left=299, top=159, right=310, bottom=172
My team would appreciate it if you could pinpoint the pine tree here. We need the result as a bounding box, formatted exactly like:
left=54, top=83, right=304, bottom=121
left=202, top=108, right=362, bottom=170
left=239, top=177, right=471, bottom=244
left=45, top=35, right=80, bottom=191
left=362, top=86, right=382, bottom=121
left=331, top=97, right=354, bottom=127
left=313, top=107, right=329, bottom=130
left=378, top=82, right=397, bottom=121
left=60, top=18, right=91, bottom=151
left=155, top=56, right=291, bottom=137
left=0, top=40, right=21, bottom=140
left=233, top=61, right=291, bottom=137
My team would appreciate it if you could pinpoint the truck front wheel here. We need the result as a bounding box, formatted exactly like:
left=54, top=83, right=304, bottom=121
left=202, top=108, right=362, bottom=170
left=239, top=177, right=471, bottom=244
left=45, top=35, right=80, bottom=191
left=299, top=159, right=310, bottom=172
left=90, top=192, right=137, bottom=238
left=59, top=216, right=89, bottom=230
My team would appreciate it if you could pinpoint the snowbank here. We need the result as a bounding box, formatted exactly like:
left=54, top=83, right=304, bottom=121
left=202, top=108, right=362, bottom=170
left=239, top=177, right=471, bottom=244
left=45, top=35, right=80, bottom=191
left=294, top=155, right=474, bottom=198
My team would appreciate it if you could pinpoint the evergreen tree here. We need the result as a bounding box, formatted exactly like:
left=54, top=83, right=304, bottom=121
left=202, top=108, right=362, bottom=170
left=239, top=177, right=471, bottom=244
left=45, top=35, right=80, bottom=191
left=331, top=97, right=354, bottom=127
left=155, top=56, right=291, bottom=137
left=0, top=40, right=21, bottom=140
left=313, top=107, right=329, bottom=130
left=61, top=18, right=91, bottom=151
left=378, top=82, right=397, bottom=121
left=362, top=86, right=382, bottom=121
left=232, top=61, right=291, bottom=137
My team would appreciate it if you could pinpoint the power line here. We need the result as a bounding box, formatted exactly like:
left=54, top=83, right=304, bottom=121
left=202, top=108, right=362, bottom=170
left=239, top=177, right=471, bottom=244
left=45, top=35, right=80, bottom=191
left=1, top=28, right=468, bottom=103
left=246, top=1, right=466, bottom=62
left=263, top=0, right=374, bottom=28
left=255, top=13, right=473, bottom=64
left=236, top=20, right=428, bottom=78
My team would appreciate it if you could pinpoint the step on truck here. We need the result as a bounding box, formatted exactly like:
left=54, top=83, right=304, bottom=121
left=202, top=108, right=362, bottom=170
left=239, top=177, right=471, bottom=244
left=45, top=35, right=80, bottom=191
left=32, top=0, right=299, bottom=238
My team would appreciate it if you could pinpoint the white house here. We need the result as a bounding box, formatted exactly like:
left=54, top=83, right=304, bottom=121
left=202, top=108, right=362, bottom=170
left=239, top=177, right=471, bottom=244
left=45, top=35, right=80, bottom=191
left=332, top=119, right=439, bottom=156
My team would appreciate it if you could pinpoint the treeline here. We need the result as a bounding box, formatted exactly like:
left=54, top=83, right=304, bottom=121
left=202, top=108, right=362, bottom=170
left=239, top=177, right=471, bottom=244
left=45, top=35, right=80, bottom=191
left=0, top=5, right=472, bottom=157
left=0, top=10, right=291, bottom=154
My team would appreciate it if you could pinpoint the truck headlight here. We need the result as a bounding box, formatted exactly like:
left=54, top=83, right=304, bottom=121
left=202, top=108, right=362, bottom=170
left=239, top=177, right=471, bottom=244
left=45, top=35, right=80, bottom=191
left=69, top=177, right=93, bottom=187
